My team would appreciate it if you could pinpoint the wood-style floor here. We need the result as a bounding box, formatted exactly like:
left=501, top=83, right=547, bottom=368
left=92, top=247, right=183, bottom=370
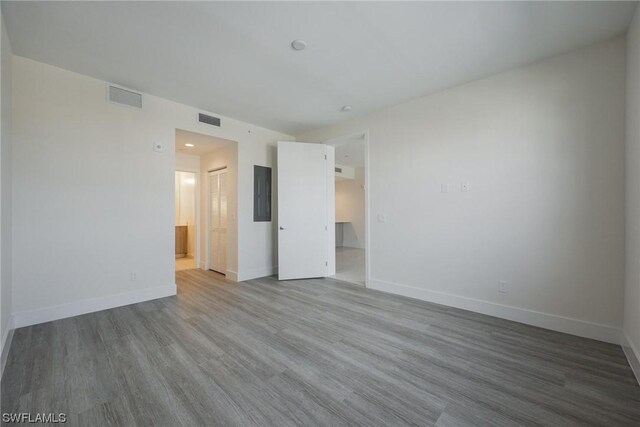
left=2, top=269, right=639, bottom=426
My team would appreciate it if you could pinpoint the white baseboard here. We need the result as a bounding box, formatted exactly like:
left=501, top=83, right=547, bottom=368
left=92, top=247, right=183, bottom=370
left=13, top=284, right=177, bottom=329
left=1, top=315, right=15, bottom=378
left=237, top=266, right=278, bottom=282
left=622, top=332, right=640, bottom=385
left=369, top=278, right=621, bottom=345
left=340, top=243, right=366, bottom=250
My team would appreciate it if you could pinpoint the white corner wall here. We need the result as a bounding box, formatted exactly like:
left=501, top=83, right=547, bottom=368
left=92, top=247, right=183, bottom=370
left=0, top=13, right=13, bottom=370
left=623, top=6, right=640, bottom=380
left=11, top=56, right=291, bottom=328
left=298, top=37, right=627, bottom=344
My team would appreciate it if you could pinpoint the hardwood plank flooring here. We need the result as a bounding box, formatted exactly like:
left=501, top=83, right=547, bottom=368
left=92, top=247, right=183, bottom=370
left=2, top=269, right=639, bottom=426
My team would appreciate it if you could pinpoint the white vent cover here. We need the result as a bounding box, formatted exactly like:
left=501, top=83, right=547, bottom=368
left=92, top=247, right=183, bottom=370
left=107, top=84, right=142, bottom=109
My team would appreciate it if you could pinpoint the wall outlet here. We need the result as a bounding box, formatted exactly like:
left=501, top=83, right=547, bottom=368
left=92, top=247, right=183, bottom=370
left=130, top=271, right=138, bottom=281
left=461, top=182, right=470, bottom=192
left=498, top=280, right=508, bottom=294
left=377, top=214, right=387, bottom=223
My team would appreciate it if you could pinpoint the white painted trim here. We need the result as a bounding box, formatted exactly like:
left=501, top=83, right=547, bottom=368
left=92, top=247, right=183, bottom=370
left=238, top=266, right=277, bottom=282
left=622, top=332, right=640, bottom=385
left=1, top=315, right=15, bottom=378
left=369, top=278, right=621, bottom=344
left=326, top=144, right=336, bottom=277
left=363, top=129, right=370, bottom=288
left=226, top=270, right=239, bottom=282
left=13, top=284, right=176, bottom=329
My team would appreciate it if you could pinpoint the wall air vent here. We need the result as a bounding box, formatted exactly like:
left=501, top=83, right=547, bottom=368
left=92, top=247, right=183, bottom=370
left=198, top=113, right=221, bottom=127
left=107, top=84, right=142, bottom=109
left=335, top=167, right=343, bottom=173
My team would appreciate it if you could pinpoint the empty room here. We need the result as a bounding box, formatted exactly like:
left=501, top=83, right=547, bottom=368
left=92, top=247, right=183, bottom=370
left=1, top=1, right=639, bottom=426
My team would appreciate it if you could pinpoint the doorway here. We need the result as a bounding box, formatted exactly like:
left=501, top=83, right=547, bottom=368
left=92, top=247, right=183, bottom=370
left=325, top=132, right=368, bottom=286
left=174, top=128, right=238, bottom=278
left=175, top=171, right=197, bottom=271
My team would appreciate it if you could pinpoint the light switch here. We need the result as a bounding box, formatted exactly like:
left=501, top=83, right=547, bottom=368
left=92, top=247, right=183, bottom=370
left=377, top=214, right=386, bottom=223
left=498, top=280, right=508, bottom=294
left=441, top=184, right=449, bottom=193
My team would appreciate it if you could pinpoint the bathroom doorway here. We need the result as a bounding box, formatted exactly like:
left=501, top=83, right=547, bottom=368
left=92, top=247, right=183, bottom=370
left=175, top=171, right=197, bottom=271
left=174, top=128, right=238, bottom=278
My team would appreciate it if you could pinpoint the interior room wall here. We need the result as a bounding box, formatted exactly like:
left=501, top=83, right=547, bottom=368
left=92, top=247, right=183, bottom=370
left=240, top=139, right=280, bottom=281
left=199, top=144, right=239, bottom=276
left=623, top=5, right=640, bottom=378
left=11, top=56, right=291, bottom=327
left=335, top=167, right=365, bottom=249
left=175, top=171, right=196, bottom=257
left=298, top=36, right=626, bottom=343
left=0, top=13, right=13, bottom=367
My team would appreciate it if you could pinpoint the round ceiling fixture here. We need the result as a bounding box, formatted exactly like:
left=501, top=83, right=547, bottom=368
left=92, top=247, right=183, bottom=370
left=185, top=143, right=194, bottom=147
left=341, top=105, right=353, bottom=112
left=291, top=39, right=307, bottom=51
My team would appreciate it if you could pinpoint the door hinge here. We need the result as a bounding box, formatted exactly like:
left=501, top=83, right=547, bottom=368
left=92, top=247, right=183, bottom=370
left=324, top=154, right=327, bottom=160
left=325, top=225, right=327, bottom=231
left=325, top=261, right=328, bottom=266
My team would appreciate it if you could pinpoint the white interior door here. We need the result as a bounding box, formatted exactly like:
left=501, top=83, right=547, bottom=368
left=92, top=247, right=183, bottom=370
left=278, top=141, right=335, bottom=280
left=209, top=169, right=227, bottom=274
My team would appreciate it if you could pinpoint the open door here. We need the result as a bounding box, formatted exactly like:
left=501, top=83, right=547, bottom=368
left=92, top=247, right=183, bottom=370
left=278, top=141, right=335, bottom=280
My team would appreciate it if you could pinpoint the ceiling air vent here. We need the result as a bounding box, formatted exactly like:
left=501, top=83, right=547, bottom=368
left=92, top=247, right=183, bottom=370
left=107, top=84, right=142, bottom=109
left=199, top=113, right=221, bottom=127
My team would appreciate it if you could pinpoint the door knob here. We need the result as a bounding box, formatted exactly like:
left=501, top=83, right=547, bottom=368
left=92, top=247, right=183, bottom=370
left=279, top=226, right=286, bottom=230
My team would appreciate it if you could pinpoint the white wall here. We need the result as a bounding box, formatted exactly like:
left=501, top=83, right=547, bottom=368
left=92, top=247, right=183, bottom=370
left=199, top=144, right=239, bottom=277
left=0, top=13, right=13, bottom=366
left=299, top=37, right=626, bottom=343
left=11, top=56, right=291, bottom=327
left=335, top=167, right=365, bottom=248
left=176, top=152, right=200, bottom=173
left=623, top=6, right=640, bottom=378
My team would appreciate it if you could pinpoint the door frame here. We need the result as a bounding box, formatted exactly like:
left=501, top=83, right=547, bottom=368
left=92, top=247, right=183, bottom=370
left=322, top=130, right=371, bottom=287
left=175, top=169, right=200, bottom=269
left=205, top=166, right=228, bottom=273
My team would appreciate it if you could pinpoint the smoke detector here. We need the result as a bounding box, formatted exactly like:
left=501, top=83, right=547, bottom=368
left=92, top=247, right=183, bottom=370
left=291, top=39, right=307, bottom=51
